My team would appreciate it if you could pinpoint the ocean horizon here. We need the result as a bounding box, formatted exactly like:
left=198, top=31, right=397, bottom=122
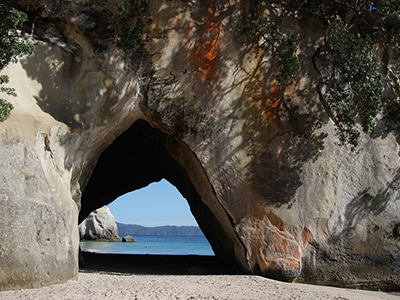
left=80, top=235, right=215, bottom=256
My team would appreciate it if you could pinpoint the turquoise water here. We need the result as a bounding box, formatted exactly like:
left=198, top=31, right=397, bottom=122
left=80, top=235, right=215, bottom=256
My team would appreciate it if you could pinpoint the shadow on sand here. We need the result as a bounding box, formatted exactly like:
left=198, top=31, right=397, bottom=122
left=80, top=251, right=232, bottom=275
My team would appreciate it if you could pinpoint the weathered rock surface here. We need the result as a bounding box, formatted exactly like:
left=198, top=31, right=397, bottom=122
left=122, top=236, right=137, bottom=243
left=79, top=205, right=120, bottom=242
left=0, top=0, right=399, bottom=291
left=0, top=125, right=79, bottom=291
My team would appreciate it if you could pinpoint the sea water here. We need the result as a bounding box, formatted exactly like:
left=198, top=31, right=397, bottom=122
left=80, top=235, right=215, bottom=256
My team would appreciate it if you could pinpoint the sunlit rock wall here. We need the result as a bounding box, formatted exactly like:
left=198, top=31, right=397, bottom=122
left=0, top=0, right=399, bottom=291
left=0, top=6, right=145, bottom=289
left=142, top=0, right=400, bottom=288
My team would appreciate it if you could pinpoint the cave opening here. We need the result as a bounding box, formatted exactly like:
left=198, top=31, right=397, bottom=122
left=79, top=119, right=242, bottom=275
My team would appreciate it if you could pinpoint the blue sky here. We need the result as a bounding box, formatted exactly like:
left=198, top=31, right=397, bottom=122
left=108, top=179, right=198, bottom=227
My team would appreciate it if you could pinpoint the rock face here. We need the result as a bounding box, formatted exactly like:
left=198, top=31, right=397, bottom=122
left=122, top=236, right=137, bottom=243
left=79, top=205, right=120, bottom=242
left=0, top=0, right=399, bottom=291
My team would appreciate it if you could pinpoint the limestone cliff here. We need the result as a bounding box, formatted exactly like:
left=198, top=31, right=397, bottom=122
left=79, top=205, right=120, bottom=242
left=0, top=0, right=399, bottom=291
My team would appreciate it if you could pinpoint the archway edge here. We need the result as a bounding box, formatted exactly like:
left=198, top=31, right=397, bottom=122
left=0, top=0, right=398, bottom=291
left=80, top=119, right=249, bottom=273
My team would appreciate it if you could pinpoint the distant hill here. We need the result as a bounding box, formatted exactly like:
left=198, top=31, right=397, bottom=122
left=116, top=222, right=204, bottom=237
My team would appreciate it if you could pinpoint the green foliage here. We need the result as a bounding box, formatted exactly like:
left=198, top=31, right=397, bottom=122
left=0, top=75, right=16, bottom=97
left=0, top=1, right=34, bottom=69
left=0, top=0, right=33, bottom=122
left=241, top=15, right=300, bottom=83
left=0, top=74, right=14, bottom=121
left=0, top=99, right=13, bottom=122
left=364, top=191, right=374, bottom=199
left=321, top=16, right=383, bottom=151
left=115, top=0, right=152, bottom=52
left=0, top=98, right=13, bottom=122
left=237, top=1, right=398, bottom=150
left=289, top=1, right=399, bottom=149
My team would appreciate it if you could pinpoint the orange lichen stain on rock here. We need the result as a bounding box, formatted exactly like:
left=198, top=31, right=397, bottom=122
left=250, top=73, right=286, bottom=131
left=247, top=212, right=306, bottom=278
left=247, top=206, right=313, bottom=278
left=266, top=214, right=302, bottom=271
left=301, top=227, right=313, bottom=248
left=263, top=80, right=285, bottom=124
left=248, top=201, right=268, bottom=220
left=267, top=211, right=285, bottom=233
left=256, top=229, right=302, bottom=277
left=191, top=1, right=222, bottom=80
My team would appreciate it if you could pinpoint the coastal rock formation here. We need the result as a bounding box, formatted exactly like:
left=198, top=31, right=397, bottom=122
left=0, top=0, right=399, bottom=291
left=122, top=236, right=137, bottom=243
left=79, top=205, right=120, bottom=242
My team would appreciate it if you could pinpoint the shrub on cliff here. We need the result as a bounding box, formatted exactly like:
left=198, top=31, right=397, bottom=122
left=0, top=0, right=33, bottom=122
left=243, top=1, right=400, bottom=151
left=321, top=16, right=383, bottom=151
left=115, top=0, right=152, bottom=53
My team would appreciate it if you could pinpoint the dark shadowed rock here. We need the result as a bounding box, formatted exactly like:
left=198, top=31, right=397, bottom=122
left=187, top=267, right=209, bottom=275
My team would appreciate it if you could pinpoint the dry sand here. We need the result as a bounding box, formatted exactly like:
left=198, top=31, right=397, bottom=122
left=1, top=253, right=399, bottom=300
left=1, top=272, right=399, bottom=300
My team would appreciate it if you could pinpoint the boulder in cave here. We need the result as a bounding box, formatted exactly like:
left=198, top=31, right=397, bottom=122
left=79, top=205, right=121, bottom=242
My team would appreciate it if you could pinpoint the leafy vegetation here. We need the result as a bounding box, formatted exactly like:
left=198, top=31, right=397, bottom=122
left=321, top=16, right=383, bottom=150
left=0, top=0, right=33, bottom=122
left=241, top=14, right=300, bottom=83
left=315, top=1, right=400, bottom=150
left=115, top=0, right=152, bottom=53
left=0, top=76, right=15, bottom=122
left=242, top=1, right=400, bottom=150
left=1, top=0, right=398, bottom=151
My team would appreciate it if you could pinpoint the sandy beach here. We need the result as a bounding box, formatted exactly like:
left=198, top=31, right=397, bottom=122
left=1, top=253, right=399, bottom=300
left=1, top=272, right=399, bottom=300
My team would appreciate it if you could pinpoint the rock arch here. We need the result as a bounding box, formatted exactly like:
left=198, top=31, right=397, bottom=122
left=0, top=0, right=399, bottom=292
left=80, top=119, right=248, bottom=273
